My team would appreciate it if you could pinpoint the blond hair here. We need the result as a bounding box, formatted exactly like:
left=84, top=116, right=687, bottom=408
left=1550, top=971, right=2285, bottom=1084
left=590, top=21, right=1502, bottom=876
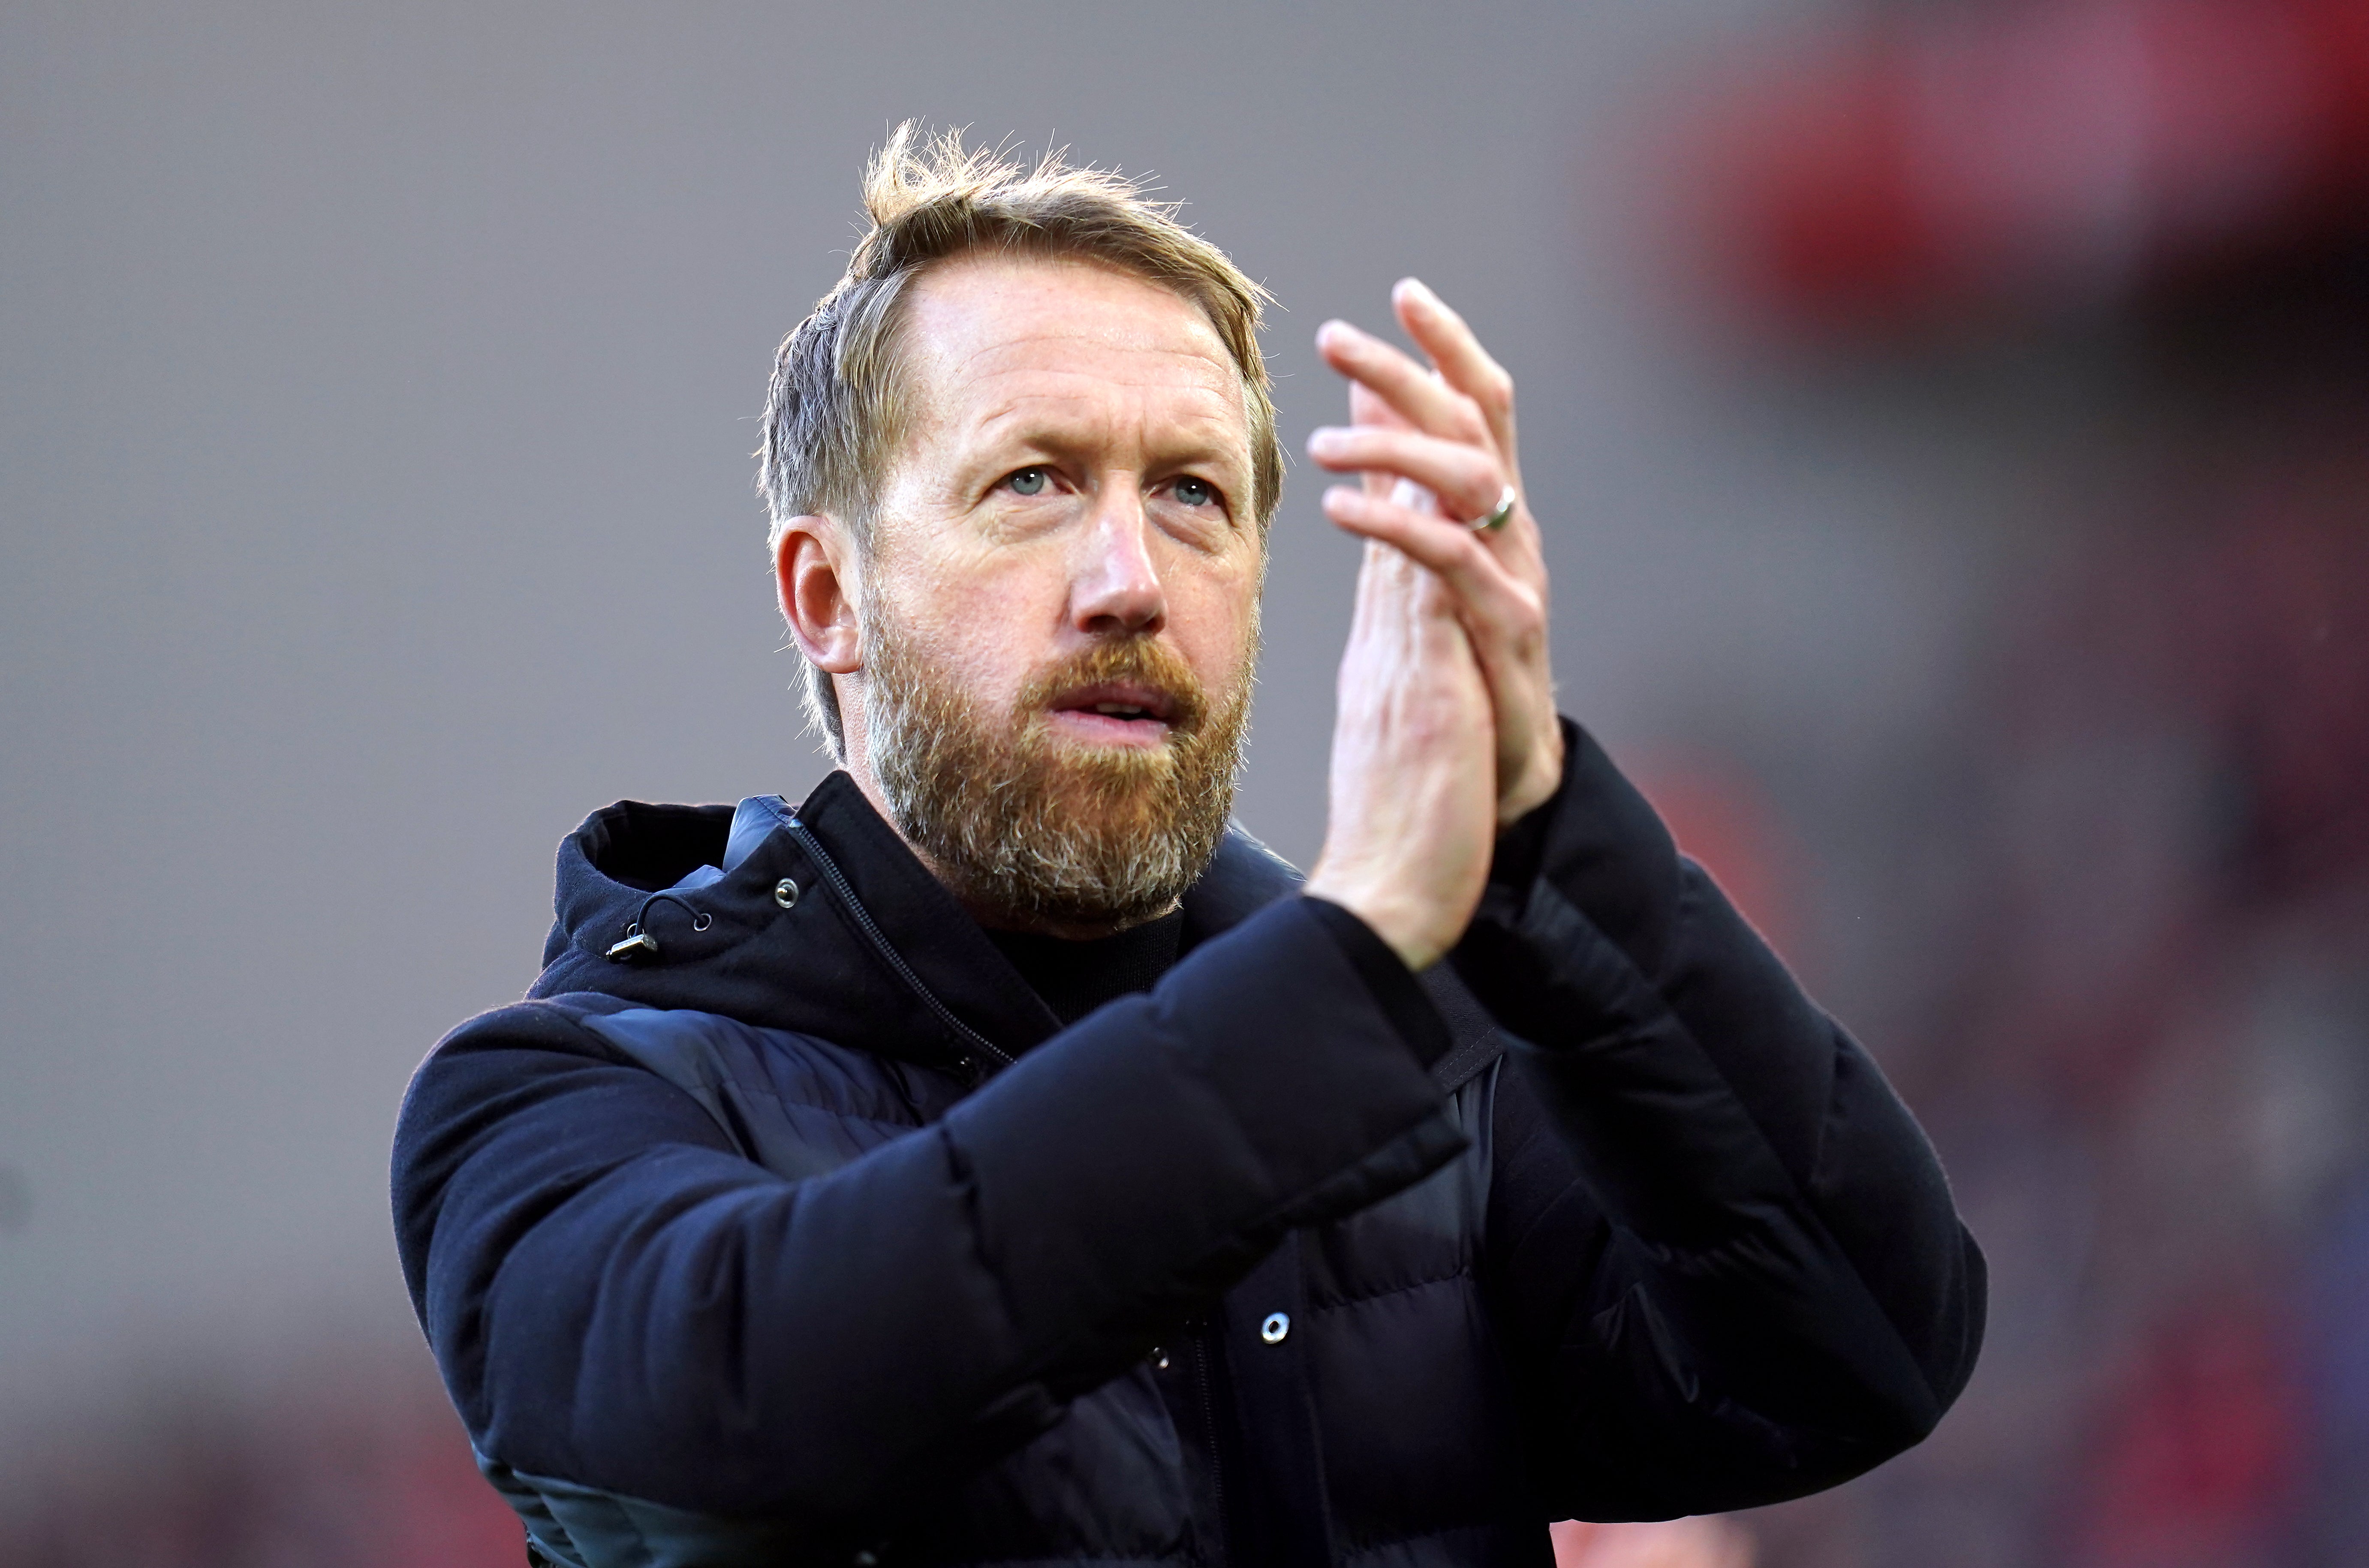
left=757, top=123, right=1283, bottom=757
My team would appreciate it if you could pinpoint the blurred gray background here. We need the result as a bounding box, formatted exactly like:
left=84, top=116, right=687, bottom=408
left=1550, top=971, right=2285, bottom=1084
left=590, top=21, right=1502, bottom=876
left=10, top=0, right=2364, bottom=1562
left=3, top=0, right=1928, bottom=1423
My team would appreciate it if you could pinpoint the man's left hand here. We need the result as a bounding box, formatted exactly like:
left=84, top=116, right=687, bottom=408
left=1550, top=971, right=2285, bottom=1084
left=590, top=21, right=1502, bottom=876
left=1308, top=278, right=1562, bottom=827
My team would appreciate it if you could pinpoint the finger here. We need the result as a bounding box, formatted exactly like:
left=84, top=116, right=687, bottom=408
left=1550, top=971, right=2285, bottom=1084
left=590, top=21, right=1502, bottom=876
left=1349, top=379, right=1413, bottom=431
left=1317, top=318, right=1490, bottom=448
left=1347, top=381, right=1412, bottom=499
left=1307, top=425, right=1505, bottom=523
left=1322, top=486, right=1542, bottom=660
left=1327, top=487, right=1553, bottom=811
left=1342, top=537, right=1451, bottom=724
left=1391, top=278, right=1519, bottom=463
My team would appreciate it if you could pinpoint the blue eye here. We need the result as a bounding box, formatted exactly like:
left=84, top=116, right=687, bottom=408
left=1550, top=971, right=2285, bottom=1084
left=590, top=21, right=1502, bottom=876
left=1174, top=476, right=1216, bottom=508
left=1007, top=467, right=1048, bottom=496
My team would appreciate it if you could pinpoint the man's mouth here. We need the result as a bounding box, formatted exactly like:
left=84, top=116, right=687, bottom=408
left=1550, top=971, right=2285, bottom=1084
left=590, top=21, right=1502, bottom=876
left=1045, top=681, right=1182, bottom=746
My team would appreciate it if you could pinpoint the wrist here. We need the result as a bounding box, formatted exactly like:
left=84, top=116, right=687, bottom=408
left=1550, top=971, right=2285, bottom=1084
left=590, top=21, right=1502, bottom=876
left=1496, top=729, right=1565, bottom=828
left=1300, top=877, right=1447, bottom=973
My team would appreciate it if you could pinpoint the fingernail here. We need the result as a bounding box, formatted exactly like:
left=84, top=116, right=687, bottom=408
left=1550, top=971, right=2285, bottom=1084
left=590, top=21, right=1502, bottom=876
left=1307, top=427, right=1347, bottom=457
left=1316, top=319, right=1349, bottom=348
left=1394, top=277, right=1435, bottom=310
left=1322, top=484, right=1364, bottom=514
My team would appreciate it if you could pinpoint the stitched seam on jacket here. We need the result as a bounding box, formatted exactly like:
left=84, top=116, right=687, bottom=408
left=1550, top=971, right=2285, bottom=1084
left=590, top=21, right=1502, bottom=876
left=1305, top=1264, right=1472, bottom=1315
left=578, top=1012, right=930, bottom=1131
left=1430, top=1032, right=1502, bottom=1093
left=717, top=1084, right=920, bottom=1133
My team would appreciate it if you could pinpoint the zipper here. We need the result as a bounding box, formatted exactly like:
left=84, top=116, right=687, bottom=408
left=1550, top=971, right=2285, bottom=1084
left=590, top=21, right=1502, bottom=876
left=785, top=818, right=1015, bottom=1072
left=1193, top=1324, right=1229, bottom=1565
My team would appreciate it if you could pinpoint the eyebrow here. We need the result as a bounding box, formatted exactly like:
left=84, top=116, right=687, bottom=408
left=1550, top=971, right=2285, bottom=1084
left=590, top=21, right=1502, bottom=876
left=966, top=406, right=1252, bottom=482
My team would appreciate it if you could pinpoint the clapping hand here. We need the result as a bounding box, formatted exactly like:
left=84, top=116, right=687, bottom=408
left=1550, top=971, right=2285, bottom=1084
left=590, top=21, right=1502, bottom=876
left=1303, top=280, right=1561, bottom=970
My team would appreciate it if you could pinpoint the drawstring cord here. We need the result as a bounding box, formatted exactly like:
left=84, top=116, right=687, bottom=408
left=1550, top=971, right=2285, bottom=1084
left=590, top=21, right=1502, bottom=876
left=605, top=890, right=712, bottom=963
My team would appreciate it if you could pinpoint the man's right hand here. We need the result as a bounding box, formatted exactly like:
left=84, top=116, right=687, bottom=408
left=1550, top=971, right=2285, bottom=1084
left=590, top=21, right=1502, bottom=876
left=1303, top=535, right=1498, bottom=971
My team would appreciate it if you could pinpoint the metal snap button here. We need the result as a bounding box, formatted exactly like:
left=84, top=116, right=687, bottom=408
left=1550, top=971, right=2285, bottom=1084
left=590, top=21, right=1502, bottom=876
left=774, top=878, right=799, bottom=909
left=1259, top=1312, right=1291, bottom=1345
left=1152, top=1346, right=1170, bottom=1370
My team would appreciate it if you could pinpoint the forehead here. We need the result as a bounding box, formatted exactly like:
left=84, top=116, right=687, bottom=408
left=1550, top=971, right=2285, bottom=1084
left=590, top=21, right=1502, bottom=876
left=895, top=253, right=1249, bottom=447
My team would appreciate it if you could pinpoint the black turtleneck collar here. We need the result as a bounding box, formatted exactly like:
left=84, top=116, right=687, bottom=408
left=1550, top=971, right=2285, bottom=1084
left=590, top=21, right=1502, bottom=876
left=985, top=908, right=1189, bottom=1027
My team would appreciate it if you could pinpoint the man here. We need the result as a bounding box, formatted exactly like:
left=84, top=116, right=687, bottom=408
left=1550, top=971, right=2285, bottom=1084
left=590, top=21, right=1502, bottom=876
left=393, top=128, right=1984, bottom=1568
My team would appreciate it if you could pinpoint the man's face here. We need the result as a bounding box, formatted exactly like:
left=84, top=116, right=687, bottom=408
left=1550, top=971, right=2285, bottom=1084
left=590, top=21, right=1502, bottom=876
left=849, top=252, right=1266, bottom=929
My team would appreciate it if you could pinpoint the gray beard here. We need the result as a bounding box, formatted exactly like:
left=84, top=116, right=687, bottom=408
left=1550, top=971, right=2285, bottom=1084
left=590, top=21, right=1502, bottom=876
left=861, top=592, right=1254, bottom=931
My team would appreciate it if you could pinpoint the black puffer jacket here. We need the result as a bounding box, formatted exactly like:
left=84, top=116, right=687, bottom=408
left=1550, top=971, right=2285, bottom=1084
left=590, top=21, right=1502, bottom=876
left=392, top=722, right=1984, bottom=1567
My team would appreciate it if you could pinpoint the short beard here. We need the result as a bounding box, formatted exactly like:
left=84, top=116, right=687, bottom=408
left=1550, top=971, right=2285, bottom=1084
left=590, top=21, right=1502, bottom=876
left=861, top=593, right=1254, bottom=931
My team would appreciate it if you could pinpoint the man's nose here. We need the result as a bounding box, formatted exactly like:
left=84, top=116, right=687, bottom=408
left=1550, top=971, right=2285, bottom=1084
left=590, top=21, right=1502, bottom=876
left=1069, top=490, right=1167, bottom=637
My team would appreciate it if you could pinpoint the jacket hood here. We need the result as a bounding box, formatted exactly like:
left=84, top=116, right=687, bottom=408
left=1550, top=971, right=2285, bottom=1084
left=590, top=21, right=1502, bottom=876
left=530, top=770, right=1303, bottom=1073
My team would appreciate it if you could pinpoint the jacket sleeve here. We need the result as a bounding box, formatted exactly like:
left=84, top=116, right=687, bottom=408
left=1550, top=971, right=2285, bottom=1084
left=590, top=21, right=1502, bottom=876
left=1454, top=720, right=1986, bottom=1519
left=393, top=896, right=1463, bottom=1528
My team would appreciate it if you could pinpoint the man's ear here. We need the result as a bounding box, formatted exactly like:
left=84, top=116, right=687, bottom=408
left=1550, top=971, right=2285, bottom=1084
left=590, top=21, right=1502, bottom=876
left=774, top=516, right=862, bottom=675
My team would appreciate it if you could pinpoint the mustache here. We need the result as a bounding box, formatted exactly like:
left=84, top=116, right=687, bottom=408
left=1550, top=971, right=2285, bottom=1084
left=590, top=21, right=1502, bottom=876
left=1017, top=637, right=1210, bottom=733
